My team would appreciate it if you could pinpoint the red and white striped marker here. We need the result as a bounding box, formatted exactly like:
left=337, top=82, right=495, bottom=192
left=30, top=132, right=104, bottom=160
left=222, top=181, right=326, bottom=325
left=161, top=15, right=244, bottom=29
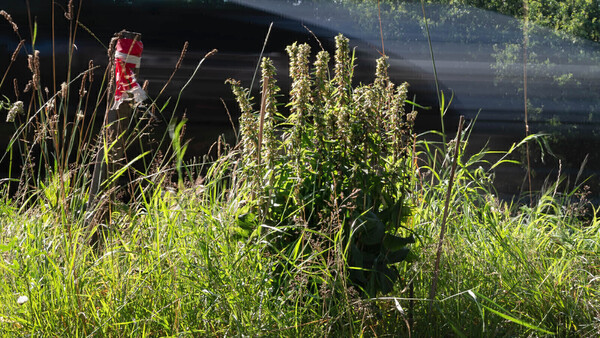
left=113, top=37, right=147, bottom=109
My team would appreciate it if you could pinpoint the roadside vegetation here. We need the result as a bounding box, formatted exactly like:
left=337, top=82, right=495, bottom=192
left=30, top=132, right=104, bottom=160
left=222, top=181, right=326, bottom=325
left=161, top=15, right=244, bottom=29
left=0, top=1, right=599, bottom=336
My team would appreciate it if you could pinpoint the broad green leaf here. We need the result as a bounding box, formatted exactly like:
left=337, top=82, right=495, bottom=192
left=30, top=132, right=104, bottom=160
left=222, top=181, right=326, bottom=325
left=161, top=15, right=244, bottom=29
left=353, top=211, right=385, bottom=245
left=385, top=247, right=410, bottom=264
left=382, top=234, right=415, bottom=251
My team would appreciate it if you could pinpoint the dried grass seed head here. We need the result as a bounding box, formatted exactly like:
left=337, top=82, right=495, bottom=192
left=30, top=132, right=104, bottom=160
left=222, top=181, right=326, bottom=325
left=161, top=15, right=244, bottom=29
left=27, top=54, right=33, bottom=72
left=24, top=80, right=32, bottom=93
left=6, top=101, right=23, bottom=123
left=27, top=50, right=41, bottom=90
left=175, top=41, right=189, bottom=70
left=76, top=110, right=84, bottom=121
left=88, top=60, right=95, bottom=81
left=0, top=10, right=18, bottom=33
left=107, top=36, right=118, bottom=60
left=11, top=40, right=24, bottom=62
left=79, top=73, right=88, bottom=97
left=60, top=82, right=68, bottom=98
left=64, top=0, right=74, bottom=20
left=46, top=97, right=56, bottom=112
left=204, top=49, right=217, bottom=59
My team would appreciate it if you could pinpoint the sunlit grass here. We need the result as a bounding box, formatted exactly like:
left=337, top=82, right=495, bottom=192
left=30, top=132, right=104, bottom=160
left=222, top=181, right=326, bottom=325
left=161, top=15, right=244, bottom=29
left=1, top=132, right=599, bottom=336
left=0, top=2, right=599, bottom=336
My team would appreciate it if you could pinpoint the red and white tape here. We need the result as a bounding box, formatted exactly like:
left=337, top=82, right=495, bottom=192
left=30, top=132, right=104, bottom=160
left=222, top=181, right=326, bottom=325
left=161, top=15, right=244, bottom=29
left=113, top=37, right=147, bottom=109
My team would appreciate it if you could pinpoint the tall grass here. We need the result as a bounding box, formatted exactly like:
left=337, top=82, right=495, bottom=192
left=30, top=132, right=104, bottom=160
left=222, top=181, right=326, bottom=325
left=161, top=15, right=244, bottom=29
left=0, top=2, right=599, bottom=336
left=402, top=121, right=600, bottom=336
left=2, top=109, right=598, bottom=335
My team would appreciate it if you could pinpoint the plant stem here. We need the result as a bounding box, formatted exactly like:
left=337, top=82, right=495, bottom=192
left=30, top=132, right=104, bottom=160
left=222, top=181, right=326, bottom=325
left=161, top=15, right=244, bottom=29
left=257, top=75, right=268, bottom=168
left=523, top=0, right=533, bottom=206
left=428, top=115, right=464, bottom=315
left=250, top=22, right=273, bottom=94
left=377, top=0, right=385, bottom=56
left=420, top=0, right=442, bottom=138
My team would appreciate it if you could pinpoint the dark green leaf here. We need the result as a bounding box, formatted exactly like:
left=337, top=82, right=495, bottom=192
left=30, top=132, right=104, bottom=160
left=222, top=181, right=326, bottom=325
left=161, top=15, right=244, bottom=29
left=383, top=234, right=415, bottom=251
left=353, top=211, right=385, bottom=245
left=385, top=247, right=410, bottom=264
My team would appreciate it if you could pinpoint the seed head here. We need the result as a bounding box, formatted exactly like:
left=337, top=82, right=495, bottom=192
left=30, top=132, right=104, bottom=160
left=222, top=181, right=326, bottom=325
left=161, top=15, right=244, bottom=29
left=0, top=10, right=18, bottom=33
left=175, top=41, right=189, bottom=71
left=24, top=80, right=32, bottom=93
left=286, top=43, right=311, bottom=152
left=11, top=40, right=24, bottom=62
left=79, top=73, right=88, bottom=97
left=333, top=34, right=351, bottom=99
left=88, top=60, right=94, bottom=82
left=260, top=57, right=279, bottom=170
left=226, top=78, right=257, bottom=162
left=60, top=82, right=68, bottom=98
left=6, top=101, right=23, bottom=122
left=312, top=51, right=330, bottom=144
left=107, top=36, right=118, bottom=60
left=27, top=50, right=41, bottom=91
left=76, top=110, right=85, bottom=122
left=204, top=49, right=217, bottom=59
left=45, top=97, right=56, bottom=114
left=375, top=56, right=389, bottom=88
left=64, top=0, right=74, bottom=20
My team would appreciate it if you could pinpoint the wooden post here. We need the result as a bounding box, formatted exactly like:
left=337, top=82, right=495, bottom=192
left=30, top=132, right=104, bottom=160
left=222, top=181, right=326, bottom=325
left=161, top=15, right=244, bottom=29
left=87, top=30, right=143, bottom=249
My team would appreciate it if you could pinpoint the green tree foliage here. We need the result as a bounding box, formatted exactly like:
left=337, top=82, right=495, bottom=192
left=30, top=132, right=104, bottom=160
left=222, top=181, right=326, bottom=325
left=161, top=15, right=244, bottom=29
left=436, top=0, right=600, bottom=42
left=339, top=0, right=600, bottom=42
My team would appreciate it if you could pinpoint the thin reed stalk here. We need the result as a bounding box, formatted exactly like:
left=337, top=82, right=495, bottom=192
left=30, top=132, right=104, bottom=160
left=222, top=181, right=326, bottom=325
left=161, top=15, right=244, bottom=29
left=377, top=0, right=385, bottom=55
left=250, top=22, right=273, bottom=93
left=257, top=75, right=268, bottom=167
left=523, top=0, right=533, bottom=205
left=429, top=115, right=464, bottom=314
left=420, top=0, right=443, bottom=142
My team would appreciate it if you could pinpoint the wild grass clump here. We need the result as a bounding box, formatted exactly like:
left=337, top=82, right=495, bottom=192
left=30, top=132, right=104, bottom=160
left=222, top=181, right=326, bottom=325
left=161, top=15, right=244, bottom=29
left=401, top=126, right=600, bottom=336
